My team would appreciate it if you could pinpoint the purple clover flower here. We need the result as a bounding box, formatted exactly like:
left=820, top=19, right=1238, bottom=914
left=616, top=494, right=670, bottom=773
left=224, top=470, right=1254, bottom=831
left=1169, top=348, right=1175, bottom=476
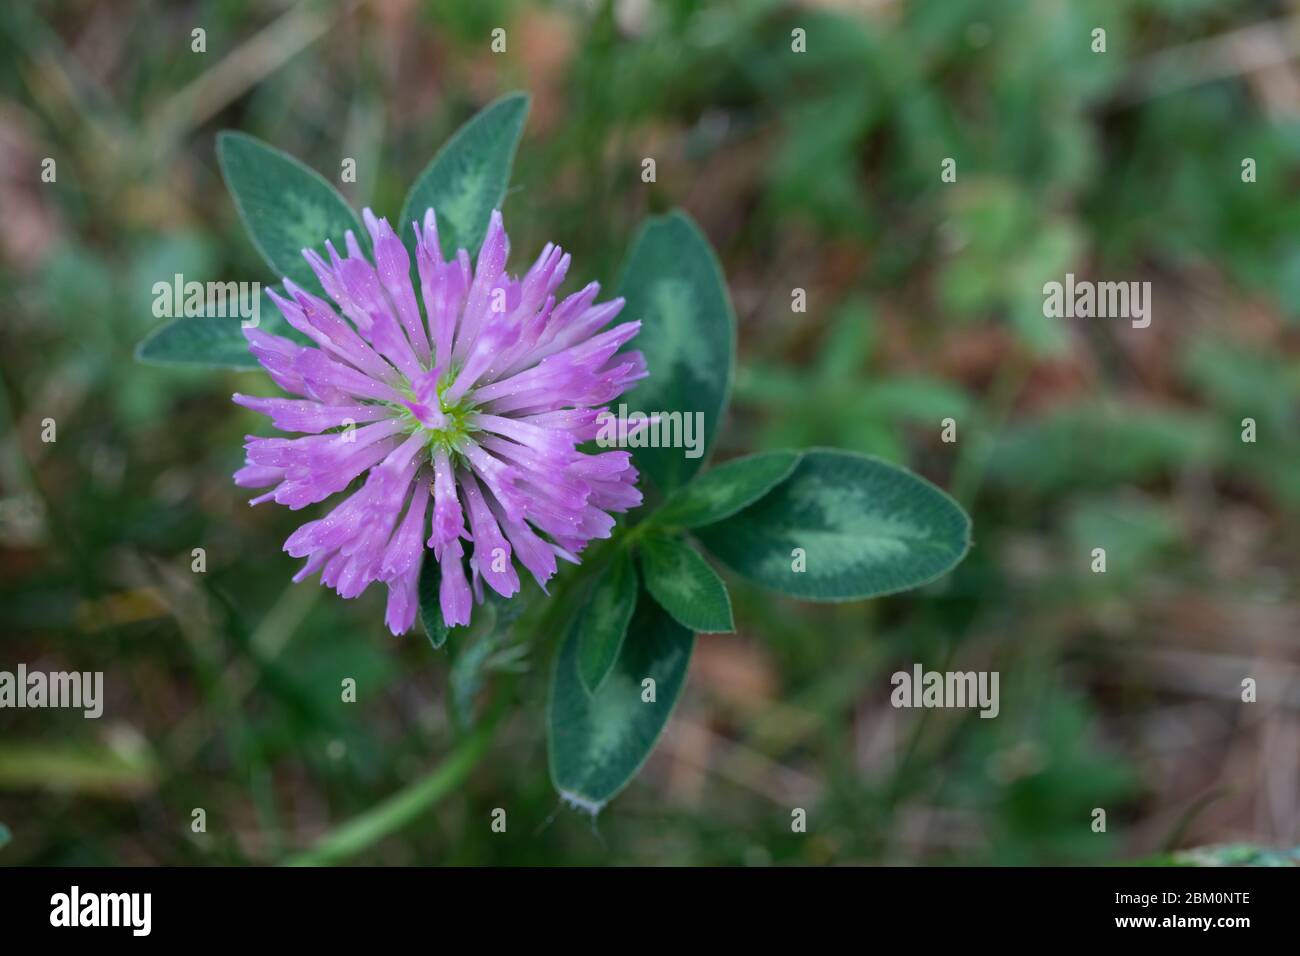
left=232, top=208, right=646, bottom=634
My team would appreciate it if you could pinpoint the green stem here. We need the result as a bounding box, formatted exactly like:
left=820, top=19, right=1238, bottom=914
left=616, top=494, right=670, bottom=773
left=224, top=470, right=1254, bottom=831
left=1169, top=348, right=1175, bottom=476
left=614, top=513, right=658, bottom=549
left=282, top=703, right=504, bottom=866
left=282, top=506, right=633, bottom=866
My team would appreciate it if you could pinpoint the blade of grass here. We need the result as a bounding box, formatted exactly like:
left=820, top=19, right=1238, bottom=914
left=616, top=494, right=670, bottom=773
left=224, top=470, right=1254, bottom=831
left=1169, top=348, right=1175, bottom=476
left=145, top=0, right=343, bottom=155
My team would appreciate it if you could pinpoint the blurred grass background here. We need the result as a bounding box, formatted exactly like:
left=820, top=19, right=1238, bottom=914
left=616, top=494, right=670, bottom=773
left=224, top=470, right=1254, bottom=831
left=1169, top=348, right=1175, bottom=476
left=1, top=0, right=1298, bottom=865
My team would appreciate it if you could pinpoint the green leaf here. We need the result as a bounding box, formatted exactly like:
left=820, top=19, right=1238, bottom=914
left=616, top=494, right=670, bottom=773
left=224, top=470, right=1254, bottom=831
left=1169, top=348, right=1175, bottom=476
left=418, top=557, right=449, bottom=650
left=575, top=549, right=639, bottom=693
left=216, top=131, right=364, bottom=294
left=696, top=449, right=971, bottom=601
left=616, top=211, right=736, bottom=493
left=135, top=291, right=307, bottom=368
left=639, top=533, right=734, bottom=633
left=135, top=318, right=260, bottom=368
left=548, top=592, right=694, bottom=812
left=398, top=92, right=530, bottom=259
left=653, top=450, right=802, bottom=529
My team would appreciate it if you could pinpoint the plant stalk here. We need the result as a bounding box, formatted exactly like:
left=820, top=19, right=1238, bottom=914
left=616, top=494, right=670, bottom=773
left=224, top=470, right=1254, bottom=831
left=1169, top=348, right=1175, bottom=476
left=282, top=701, right=504, bottom=866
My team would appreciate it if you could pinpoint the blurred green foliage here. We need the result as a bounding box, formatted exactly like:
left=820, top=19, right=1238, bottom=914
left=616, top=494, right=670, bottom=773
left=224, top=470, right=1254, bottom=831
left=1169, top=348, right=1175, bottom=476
left=1, top=0, right=1297, bottom=865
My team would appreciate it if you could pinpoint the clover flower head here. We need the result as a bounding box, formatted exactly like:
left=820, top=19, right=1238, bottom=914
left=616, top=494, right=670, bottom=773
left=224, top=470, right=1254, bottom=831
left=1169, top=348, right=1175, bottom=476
left=233, top=208, right=646, bottom=634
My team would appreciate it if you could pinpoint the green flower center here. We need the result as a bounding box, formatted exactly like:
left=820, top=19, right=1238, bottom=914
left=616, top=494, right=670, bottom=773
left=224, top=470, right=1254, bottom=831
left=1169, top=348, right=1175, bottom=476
left=392, top=370, right=478, bottom=456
